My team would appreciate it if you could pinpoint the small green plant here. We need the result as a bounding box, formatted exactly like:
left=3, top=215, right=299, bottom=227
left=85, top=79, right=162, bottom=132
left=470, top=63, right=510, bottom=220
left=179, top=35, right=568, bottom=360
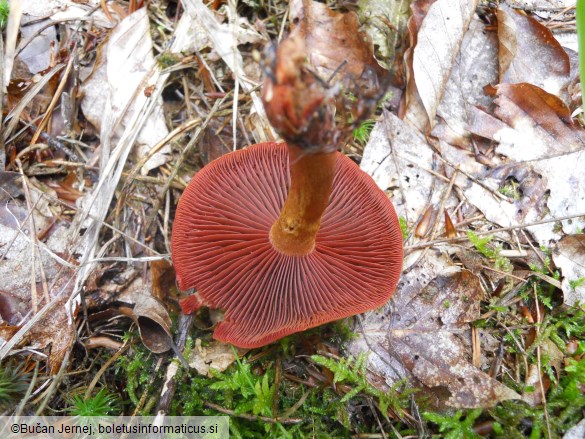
left=399, top=216, right=409, bottom=239
left=499, top=179, right=521, bottom=200
left=0, top=0, right=9, bottom=30
left=0, top=363, right=29, bottom=410
left=210, top=354, right=274, bottom=417
left=353, top=119, right=376, bottom=145
left=115, top=333, right=159, bottom=410
left=157, top=52, right=181, bottom=69
left=311, top=353, right=413, bottom=416
left=67, top=388, right=121, bottom=416
left=467, top=231, right=512, bottom=272
left=569, top=277, right=585, bottom=291
left=424, top=409, right=482, bottom=439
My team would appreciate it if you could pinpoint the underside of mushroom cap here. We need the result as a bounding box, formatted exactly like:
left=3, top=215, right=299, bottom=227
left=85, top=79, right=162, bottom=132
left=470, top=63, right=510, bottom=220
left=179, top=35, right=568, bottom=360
left=171, top=142, right=403, bottom=348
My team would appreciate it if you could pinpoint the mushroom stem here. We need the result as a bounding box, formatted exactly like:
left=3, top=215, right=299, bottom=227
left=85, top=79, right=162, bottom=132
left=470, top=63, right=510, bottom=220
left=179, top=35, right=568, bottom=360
left=270, top=143, right=336, bottom=256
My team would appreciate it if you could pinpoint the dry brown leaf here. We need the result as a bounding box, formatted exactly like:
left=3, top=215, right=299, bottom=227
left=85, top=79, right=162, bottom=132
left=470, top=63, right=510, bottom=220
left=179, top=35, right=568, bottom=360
left=349, top=255, right=519, bottom=409
left=403, top=0, right=478, bottom=132
left=459, top=83, right=585, bottom=245
left=400, top=0, right=436, bottom=130
left=289, top=0, right=386, bottom=83
left=491, top=83, right=585, bottom=161
left=150, top=259, right=176, bottom=302
left=497, top=5, right=570, bottom=98
left=131, top=295, right=173, bottom=354
left=553, top=235, right=585, bottom=306
left=116, top=278, right=173, bottom=354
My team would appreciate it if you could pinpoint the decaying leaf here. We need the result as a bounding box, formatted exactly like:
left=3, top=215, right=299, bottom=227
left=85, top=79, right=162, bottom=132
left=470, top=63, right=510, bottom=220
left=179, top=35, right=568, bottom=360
left=487, top=83, right=585, bottom=161
left=553, top=235, right=585, bottom=306
left=116, top=278, right=173, bottom=354
left=432, top=15, right=498, bottom=148
left=131, top=295, right=173, bottom=354
left=81, top=8, right=170, bottom=174
left=497, top=5, right=570, bottom=98
left=349, top=255, right=519, bottom=408
left=450, top=81, right=585, bottom=245
left=188, top=338, right=244, bottom=377
left=0, top=176, right=77, bottom=372
left=404, top=0, right=478, bottom=131
left=361, top=113, right=436, bottom=220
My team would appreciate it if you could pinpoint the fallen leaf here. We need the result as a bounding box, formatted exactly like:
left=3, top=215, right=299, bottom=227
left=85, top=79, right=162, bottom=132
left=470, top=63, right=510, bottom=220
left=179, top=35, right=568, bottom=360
left=132, top=295, right=173, bottom=354
left=360, top=113, right=459, bottom=257
left=457, top=83, right=585, bottom=245
left=497, top=5, right=570, bottom=98
left=553, top=235, right=585, bottom=306
left=150, top=259, right=176, bottom=303
left=404, top=0, right=478, bottom=131
left=80, top=8, right=170, bottom=174
left=431, top=15, right=498, bottom=149
left=349, top=255, right=519, bottom=408
left=188, top=338, right=244, bottom=377
left=115, top=277, right=174, bottom=354
left=491, top=83, right=585, bottom=161
left=0, top=177, right=77, bottom=371
left=356, top=0, right=407, bottom=67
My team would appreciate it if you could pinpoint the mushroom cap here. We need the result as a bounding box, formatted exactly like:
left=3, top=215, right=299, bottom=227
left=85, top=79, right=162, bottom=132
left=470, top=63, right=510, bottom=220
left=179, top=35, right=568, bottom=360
left=171, top=142, right=403, bottom=348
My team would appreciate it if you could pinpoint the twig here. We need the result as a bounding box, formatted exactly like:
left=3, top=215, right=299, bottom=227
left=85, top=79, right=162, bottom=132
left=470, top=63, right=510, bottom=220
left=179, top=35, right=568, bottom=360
left=203, top=401, right=304, bottom=424
left=30, top=53, right=76, bottom=145
left=156, top=313, right=194, bottom=414
left=15, top=362, right=40, bottom=417
left=85, top=343, right=130, bottom=400
left=533, top=284, right=552, bottom=439
left=404, top=212, right=585, bottom=250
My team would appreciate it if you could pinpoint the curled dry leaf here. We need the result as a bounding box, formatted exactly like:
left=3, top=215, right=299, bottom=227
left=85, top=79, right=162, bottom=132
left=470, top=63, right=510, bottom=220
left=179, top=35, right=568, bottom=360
left=497, top=5, right=570, bottom=98
left=132, top=295, right=173, bottom=354
left=553, top=235, right=585, bottom=306
left=349, top=255, right=519, bottom=408
left=262, top=0, right=387, bottom=150
left=116, top=278, right=173, bottom=353
left=403, top=0, right=478, bottom=132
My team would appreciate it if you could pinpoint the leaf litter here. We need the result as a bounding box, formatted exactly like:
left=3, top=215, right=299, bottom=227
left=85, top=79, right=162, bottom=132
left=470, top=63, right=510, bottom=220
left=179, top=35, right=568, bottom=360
left=0, top=0, right=584, bottom=435
left=357, top=0, right=585, bottom=416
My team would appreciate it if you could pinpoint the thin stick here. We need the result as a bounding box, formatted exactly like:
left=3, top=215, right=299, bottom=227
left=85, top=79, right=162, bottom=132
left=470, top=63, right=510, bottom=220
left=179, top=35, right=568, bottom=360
left=203, top=401, right=303, bottom=424
left=404, top=212, right=585, bottom=250
left=534, top=284, right=553, bottom=439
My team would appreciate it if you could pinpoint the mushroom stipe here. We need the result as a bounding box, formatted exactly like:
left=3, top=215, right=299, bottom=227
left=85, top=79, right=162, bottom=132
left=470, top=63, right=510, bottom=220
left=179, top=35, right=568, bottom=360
left=172, top=142, right=403, bottom=348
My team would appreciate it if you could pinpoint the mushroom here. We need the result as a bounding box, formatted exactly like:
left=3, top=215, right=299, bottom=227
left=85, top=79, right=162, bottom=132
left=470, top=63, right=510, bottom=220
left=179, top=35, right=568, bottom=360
left=172, top=0, right=402, bottom=348
left=172, top=141, right=403, bottom=348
